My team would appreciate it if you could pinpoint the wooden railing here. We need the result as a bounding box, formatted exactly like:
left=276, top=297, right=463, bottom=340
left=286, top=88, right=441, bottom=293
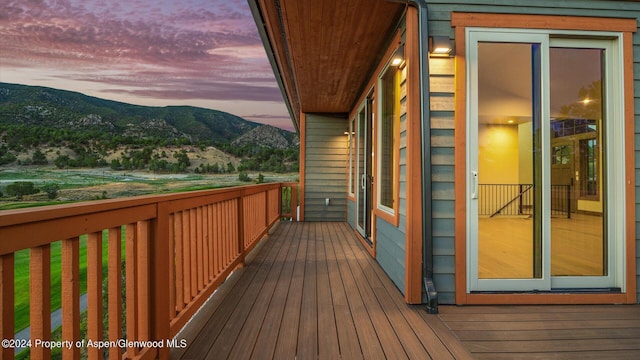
left=0, top=182, right=298, bottom=360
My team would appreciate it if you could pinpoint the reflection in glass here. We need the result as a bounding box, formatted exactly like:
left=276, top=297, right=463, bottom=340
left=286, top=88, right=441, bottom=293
left=550, top=47, right=605, bottom=276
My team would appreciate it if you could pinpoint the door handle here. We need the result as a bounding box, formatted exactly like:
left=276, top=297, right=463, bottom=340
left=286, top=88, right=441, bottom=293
left=361, top=174, right=366, bottom=190
left=471, top=171, right=478, bottom=199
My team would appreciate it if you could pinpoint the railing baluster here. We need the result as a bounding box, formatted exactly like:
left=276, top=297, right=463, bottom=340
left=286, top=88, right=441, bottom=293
left=30, top=244, right=51, bottom=360
left=0, top=253, right=15, bottom=360
left=169, top=213, right=177, bottom=317
left=227, top=200, right=232, bottom=264
left=174, top=212, right=184, bottom=313
left=207, top=204, right=214, bottom=282
left=238, top=194, right=245, bottom=266
left=202, top=205, right=210, bottom=284
left=125, top=222, right=139, bottom=357
left=137, top=221, right=150, bottom=343
left=181, top=211, right=190, bottom=305
left=189, top=209, right=197, bottom=298
left=86, top=231, right=103, bottom=360
left=62, top=236, right=81, bottom=359
left=196, top=206, right=204, bottom=292
left=107, top=227, right=122, bottom=360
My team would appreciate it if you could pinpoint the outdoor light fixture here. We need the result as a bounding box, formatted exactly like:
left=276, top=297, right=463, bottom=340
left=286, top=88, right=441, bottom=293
left=429, top=36, right=453, bottom=57
left=391, top=43, right=405, bottom=67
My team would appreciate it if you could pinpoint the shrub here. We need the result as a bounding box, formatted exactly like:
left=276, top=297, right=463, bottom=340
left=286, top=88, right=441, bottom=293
left=238, top=171, right=251, bottom=182
left=6, top=182, right=38, bottom=200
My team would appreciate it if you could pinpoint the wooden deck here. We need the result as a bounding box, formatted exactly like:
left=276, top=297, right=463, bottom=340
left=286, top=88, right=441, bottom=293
left=171, top=221, right=640, bottom=360
left=440, top=305, right=640, bottom=359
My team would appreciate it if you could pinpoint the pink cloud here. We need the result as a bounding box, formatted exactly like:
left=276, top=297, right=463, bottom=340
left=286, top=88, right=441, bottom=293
left=0, top=0, right=291, bottom=129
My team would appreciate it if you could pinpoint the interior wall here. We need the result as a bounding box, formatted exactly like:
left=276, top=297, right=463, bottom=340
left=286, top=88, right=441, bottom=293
left=478, top=124, right=520, bottom=184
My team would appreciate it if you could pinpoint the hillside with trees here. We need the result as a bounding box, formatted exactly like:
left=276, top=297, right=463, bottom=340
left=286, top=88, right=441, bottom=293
left=0, top=82, right=299, bottom=175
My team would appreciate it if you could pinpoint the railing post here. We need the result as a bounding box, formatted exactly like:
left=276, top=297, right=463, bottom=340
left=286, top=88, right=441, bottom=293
left=153, top=203, right=171, bottom=359
left=0, top=254, right=14, bottom=360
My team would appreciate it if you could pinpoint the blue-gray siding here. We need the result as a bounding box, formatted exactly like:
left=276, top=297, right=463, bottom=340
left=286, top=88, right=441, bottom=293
left=347, top=199, right=356, bottom=229
left=426, top=0, right=640, bottom=303
left=304, top=114, right=348, bottom=221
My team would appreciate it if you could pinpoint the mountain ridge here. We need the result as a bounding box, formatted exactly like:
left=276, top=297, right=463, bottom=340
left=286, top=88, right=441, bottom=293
left=0, top=82, right=296, bottom=145
left=0, top=82, right=298, bottom=173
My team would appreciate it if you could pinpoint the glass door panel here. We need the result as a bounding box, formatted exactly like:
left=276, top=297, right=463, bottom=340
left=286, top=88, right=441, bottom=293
left=549, top=47, right=606, bottom=277
left=476, top=42, right=541, bottom=280
left=356, top=97, right=373, bottom=240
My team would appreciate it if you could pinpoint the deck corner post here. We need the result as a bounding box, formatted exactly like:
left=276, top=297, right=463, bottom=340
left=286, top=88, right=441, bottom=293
left=152, top=202, right=172, bottom=359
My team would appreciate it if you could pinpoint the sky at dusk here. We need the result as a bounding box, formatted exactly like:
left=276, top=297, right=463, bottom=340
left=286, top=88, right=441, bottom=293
left=0, top=0, right=293, bottom=131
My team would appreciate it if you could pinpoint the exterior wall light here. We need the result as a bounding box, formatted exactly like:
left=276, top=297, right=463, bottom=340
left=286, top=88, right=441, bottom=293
left=429, top=36, right=454, bottom=57
left=391, top=44, right=405, bottom=67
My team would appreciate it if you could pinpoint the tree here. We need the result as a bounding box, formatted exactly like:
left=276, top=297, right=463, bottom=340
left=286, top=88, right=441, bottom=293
left=6, top=182, right=38, bottom=200
left=238, top=171, right=251, bottom=182
left=31, top=149, right=48, bottom=165
left=41, top=183, right=59, bottom=199
left=54, top=154, right=71, bottom=169
left=174, top=149, right=190, bottom=169
left=227, top=162, right=235, bottom=173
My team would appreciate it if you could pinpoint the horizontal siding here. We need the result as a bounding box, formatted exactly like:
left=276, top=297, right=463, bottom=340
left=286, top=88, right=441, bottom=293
left=427, top=0, right=640, bottom=304
left=304, top=114, right=348, bottom=221
left=376, top=217, right=406, bottom=292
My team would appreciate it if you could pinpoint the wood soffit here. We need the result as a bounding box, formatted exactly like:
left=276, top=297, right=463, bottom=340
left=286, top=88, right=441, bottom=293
left=260, top=0, right=404, bottom=117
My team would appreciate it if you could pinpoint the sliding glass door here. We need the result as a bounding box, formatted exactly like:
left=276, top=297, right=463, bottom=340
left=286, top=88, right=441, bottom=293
left=467, top=29, right=624, bottom=292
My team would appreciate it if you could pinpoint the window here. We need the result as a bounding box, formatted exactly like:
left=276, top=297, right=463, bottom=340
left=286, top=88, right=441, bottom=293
left=378, top=64, right=398, bottom=212
left=580, top=138, right=598, bottom=197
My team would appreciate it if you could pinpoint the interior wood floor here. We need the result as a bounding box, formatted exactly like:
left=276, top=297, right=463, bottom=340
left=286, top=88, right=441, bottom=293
left=479, top=213, right=604, bottom=279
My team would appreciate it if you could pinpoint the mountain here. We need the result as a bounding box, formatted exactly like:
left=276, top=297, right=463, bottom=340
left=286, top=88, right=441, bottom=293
left=0, top=82, right=290, bottom=144
left=232, top=124, right=299, bottom=149
left=0, top=82, right=299, bottom=174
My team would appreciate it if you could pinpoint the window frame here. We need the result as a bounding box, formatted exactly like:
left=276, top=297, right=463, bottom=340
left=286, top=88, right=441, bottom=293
left=376, top=61, right=401, bottom=222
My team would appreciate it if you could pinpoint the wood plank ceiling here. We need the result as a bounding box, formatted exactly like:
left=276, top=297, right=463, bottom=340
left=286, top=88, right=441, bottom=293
left=257, top=0, right=404, bottom=127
